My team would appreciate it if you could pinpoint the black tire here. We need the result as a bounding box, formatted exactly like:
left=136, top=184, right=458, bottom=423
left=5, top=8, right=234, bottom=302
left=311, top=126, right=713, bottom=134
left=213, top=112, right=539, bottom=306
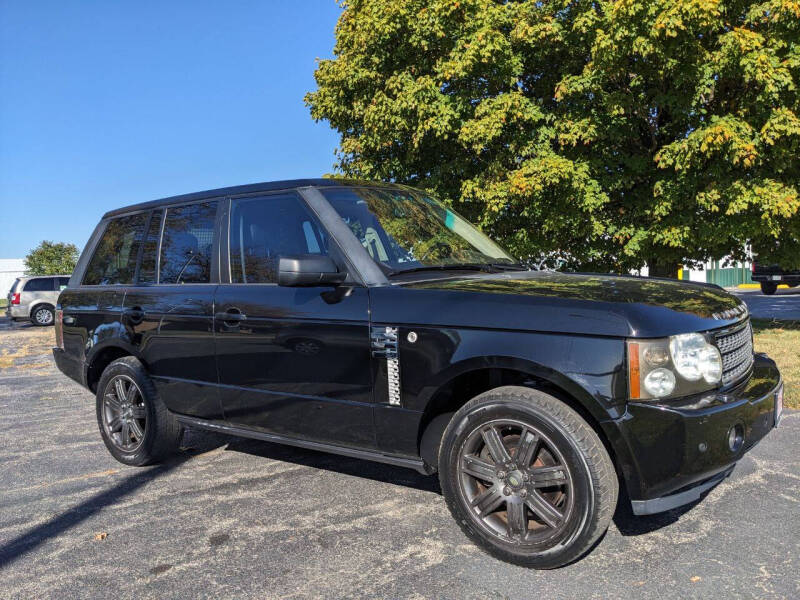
left=31, top=304, right=54, bottom=326
left=760, top=282, right=778, bottom=295
left=96, top=356, right=182, bottom=466
left=438, top=386, right=617, bottom=569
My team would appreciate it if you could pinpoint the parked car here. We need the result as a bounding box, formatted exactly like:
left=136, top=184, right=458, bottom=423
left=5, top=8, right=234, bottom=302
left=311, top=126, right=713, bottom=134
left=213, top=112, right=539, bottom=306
left=6, top=275, right=71, bottom=326
left=751, top=260, right=800, bottom=295
left=53, top=179, right=783, bottom=568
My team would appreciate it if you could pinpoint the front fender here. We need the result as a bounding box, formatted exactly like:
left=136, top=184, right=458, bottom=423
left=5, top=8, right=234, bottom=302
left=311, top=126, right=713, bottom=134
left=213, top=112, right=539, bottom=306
left=399, top=327, right=627, bottom=422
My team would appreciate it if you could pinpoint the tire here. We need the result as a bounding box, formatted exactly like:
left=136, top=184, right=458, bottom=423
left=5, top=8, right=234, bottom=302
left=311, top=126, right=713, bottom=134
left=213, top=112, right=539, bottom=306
left=31, top=304, right=54, bottom=326
left=96, top=356, right=182, bottom=466
left=438, top=386, right=618, bottom=568
left=760, top=282, right=778, bottom=295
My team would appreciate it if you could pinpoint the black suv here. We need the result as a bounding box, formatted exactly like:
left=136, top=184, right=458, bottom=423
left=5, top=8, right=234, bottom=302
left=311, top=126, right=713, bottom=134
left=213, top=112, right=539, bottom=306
left=53, top=179, right=783, bottom=568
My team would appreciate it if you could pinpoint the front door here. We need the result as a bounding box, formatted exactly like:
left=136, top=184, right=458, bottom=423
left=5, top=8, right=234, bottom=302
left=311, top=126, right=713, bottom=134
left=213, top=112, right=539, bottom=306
left=214, top=192, right=375, bottom=448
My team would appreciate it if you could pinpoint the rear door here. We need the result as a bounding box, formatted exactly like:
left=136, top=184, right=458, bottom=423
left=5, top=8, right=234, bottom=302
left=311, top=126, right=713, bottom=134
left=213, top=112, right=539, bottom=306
left=214, top=191, right=374, bottom=448
left=121, top=201, right=222, bottom=419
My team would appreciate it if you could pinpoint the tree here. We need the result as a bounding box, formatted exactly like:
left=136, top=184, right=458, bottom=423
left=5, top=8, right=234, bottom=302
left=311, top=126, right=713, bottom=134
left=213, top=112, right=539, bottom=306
left=306, top=0, right=800, bottom=274
left=24, top=241, right=79, bottom=276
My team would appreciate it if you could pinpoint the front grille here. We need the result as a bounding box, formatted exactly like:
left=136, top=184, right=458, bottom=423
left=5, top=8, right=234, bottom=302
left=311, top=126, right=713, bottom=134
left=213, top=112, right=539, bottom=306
left=715, top=320, right=754, bottom=386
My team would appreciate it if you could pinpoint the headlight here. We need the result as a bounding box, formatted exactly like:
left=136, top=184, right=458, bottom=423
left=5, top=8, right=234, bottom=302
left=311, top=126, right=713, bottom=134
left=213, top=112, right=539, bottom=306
left=669, top=333, right=722, bottom=384
left=628, top=332, right=723, bottom=400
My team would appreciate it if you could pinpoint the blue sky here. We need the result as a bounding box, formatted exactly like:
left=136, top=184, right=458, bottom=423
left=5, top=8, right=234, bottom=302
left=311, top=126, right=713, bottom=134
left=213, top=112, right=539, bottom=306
left=0, top=1, right=343, bottom=257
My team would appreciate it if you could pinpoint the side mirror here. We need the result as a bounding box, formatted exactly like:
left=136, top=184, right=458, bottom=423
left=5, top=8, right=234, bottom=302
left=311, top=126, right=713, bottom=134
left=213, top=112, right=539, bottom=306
left=277, top=254, right=347, bottom=287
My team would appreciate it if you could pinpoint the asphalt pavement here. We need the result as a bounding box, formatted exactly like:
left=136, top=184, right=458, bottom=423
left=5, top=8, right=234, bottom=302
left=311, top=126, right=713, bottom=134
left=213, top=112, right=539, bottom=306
left=731, top=287, right=800, bottom=320
left=1, top=319, right=798, bottom=599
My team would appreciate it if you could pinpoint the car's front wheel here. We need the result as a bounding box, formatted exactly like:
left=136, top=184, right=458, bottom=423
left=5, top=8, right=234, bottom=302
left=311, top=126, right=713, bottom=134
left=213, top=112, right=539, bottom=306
left=96, top=356, right=182, bottom=466
left=438, top=386, right=617, bottom=568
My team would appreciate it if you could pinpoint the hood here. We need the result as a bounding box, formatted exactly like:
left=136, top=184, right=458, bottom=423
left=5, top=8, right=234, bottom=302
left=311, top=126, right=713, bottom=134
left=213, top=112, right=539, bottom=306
left=373, top=271, right=748, bottom=338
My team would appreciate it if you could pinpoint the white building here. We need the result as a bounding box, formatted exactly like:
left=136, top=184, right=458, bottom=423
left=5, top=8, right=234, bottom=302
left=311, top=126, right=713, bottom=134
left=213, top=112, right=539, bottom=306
left=0, top=259, right=26, bottom=296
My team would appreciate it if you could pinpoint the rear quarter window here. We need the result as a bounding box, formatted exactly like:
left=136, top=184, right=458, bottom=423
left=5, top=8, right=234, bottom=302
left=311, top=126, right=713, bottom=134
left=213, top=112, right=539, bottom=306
left=83, top=213, right=148, bottom=285
left=23, top=278, right=55, bottom=292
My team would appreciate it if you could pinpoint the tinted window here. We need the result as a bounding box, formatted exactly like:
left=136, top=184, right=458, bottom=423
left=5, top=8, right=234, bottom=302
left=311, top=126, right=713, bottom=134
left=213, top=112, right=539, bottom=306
left=83, top=214, right=148, bottom=285
left=160, top=202, right=217, bottom=284
left=57, top=277, right=70, bottom=290
left=138, top=210, right=163, bottom=284
left=230, top=194, right=327, bottom=284
left=23, top=278, right=55, bottom=292
left=10, top=279, right=20, bottom=293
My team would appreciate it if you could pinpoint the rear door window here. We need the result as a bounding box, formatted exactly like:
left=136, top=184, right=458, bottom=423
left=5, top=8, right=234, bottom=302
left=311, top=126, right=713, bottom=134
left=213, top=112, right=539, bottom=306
left=83, top=213, right=148, bottom=285
left=229, top=193, right=327, bottom=284
left=23, top=278, right=55, bottom=292
left=159, top=201, right=218, bottom=284
left=57, top=277, right=70, bottom=290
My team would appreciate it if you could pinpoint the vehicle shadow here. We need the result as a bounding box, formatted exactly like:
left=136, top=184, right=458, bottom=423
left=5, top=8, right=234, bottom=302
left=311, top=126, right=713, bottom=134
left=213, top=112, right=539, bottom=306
left=0, top=455, right=190, bottom=570
left=217, top=433, right=707, bottom=535
left=223, top=436, right=442, bottom=495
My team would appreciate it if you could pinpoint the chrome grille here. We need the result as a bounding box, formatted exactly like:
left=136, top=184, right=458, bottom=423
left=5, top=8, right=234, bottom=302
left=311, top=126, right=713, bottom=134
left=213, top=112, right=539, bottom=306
left=715, top=320, right=753, bottom=386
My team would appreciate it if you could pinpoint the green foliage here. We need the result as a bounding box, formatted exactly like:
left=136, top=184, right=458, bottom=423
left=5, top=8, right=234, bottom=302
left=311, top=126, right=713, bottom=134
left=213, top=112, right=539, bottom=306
left=24, top=241, right=79, bottom=276
left=307, top=0, right=800, bottom=271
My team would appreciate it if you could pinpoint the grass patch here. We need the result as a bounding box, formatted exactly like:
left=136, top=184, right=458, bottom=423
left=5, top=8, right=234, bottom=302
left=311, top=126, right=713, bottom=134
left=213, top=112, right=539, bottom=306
left=0, top=298, right=6, bottom=308
left=752, top=319, right=800, bottom=409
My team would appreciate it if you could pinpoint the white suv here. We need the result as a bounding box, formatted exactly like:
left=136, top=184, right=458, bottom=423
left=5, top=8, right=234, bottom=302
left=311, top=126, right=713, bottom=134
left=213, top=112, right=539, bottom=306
left=6, top=275, right=70, bottom=326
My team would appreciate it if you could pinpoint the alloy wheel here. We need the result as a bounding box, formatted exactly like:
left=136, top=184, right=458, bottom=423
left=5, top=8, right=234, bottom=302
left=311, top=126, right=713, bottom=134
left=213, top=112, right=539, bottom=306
left=456, top=419, right=574, bottom=546
left=34, top=308, right=53, bottom=325
left=101, top=375, right=147, bottom=451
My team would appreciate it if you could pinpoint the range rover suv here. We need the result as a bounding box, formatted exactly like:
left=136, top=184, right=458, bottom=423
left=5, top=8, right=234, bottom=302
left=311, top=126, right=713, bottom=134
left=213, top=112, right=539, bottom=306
left=53, top=179, right=783, bottom=568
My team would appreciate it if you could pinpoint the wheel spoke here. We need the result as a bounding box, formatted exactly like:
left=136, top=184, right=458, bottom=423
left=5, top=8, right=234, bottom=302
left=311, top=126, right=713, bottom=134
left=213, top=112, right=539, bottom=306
left=528, top=465, right=568, bottom=488
left=125, top=382, right=138, bottom=404
left=481, top=426, right=511, bottom=464
left=129, top=419, right=144, bottom=441
left=516, top=428, right=539, bottom=467
left=506, top=500, right=528, bottom=538
left=462, top=454, right=496, bottom=482
left=130, top=405, right=146, bottom=419
left=114, top=379, right=127, bottom=404
left=471, top=485, right=505, bottom=518
left=107, top=416, right=122, bottom=432
left=120, top=422, right=130, bottom=447
left=105, top=393, right=122, bottom=412
left=524, top=489, right=564, bottom=528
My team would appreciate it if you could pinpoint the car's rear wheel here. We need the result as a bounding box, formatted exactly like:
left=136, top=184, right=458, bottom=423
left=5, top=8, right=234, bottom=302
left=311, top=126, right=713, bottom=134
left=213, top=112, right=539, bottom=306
left=96, top=356, right=182, bottom=466
left=760, top=282, right=778, bottom=295
left=438, top=386, right=617, bottom=568
left=31, top=304, right=54, bottom=326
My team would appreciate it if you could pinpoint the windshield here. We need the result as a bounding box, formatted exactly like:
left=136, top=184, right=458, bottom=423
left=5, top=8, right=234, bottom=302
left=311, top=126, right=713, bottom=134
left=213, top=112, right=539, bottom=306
left=320, top=187, right=515, bottom=273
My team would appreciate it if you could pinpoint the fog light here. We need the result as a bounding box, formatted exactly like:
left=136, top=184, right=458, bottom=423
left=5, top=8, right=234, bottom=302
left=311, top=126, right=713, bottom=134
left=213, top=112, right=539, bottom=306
left=727, top=424, right=744, bottom=452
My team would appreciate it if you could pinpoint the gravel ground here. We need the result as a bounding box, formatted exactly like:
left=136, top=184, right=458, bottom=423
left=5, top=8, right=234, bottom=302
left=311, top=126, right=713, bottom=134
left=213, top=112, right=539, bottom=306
left=0, top=319, right=798, bottom=599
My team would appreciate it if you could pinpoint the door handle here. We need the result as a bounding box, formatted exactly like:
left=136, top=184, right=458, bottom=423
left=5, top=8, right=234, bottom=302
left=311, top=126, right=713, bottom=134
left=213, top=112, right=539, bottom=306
left=63, top=315, right=76, bottom=325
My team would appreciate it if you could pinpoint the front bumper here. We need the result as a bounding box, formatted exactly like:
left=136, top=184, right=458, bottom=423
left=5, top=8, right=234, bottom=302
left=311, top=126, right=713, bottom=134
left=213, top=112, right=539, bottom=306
left=617, top=353, right=782, bottom=514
